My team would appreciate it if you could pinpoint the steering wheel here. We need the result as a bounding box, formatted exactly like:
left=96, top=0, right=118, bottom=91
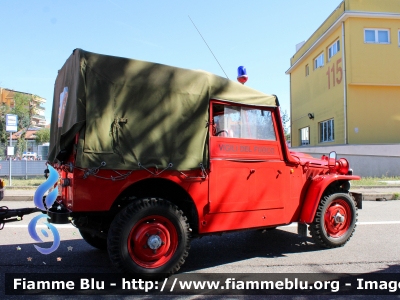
left=216, top=130, right=229, bottom=136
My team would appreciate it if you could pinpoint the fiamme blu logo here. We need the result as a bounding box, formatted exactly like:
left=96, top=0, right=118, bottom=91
left=28, top=166, right=61, bottom=254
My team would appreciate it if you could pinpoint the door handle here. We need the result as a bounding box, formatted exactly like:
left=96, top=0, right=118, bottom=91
left=247, top=169, right=255, bottom=180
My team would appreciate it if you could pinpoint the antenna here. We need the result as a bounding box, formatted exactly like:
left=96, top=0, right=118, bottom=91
left=188, top=16, right=229, bottom=80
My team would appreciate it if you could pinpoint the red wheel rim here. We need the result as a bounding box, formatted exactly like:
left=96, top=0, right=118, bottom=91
left=127, top=215, right=178, bottom=268
left=324, top=199, right=352, bottom=238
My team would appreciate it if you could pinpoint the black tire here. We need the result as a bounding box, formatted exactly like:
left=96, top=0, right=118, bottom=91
left=79, top=229, right=108, bottom=251
left=309, top=191, right=357, bottom=248
left=107, top=198, right=190, bottom=277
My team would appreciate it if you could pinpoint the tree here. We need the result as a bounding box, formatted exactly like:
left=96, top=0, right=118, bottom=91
left=35, top=128, right=50, bottom=144
left=12, top=92, right=33, bottom=130
left=13, top=93, right=36, bottom=157
left=280, top=109, right=291, bottom=142
left=0, top=92, right=36, bottom=157
left=0, top=104, right=9, bottom=144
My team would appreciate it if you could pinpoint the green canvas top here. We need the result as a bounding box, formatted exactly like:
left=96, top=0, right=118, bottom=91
left=49, top=49, right=277, bottom=171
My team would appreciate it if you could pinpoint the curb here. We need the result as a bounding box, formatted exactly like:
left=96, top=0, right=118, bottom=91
left=351, top=185, right=400, bottom=189
left=358, top=193, right=398, bottom=201
left=3, top=196, right=34, bottom=202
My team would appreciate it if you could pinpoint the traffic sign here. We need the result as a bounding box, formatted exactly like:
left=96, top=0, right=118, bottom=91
left=6, top=114, right=18, bottom=132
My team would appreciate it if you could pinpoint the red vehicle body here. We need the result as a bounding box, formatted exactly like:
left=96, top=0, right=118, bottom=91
left=51, top=99, right=361, bottom=277
left=45, top=49, right=361, bottom=278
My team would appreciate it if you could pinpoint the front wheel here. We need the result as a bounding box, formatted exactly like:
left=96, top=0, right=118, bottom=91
left=309, top=192, right=357, bottom=248
left=107, top=198, right=190, bottom=277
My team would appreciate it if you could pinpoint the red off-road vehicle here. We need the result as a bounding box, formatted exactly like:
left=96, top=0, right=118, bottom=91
left=37, top=49, right=363, bottom=277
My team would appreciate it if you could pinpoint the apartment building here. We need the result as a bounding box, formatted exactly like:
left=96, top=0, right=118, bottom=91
left=0, top=87, right=47, bottom=127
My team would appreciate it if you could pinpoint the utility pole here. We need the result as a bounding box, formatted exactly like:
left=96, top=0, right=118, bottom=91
left=9, top=132, right=13, bottom=186
left=6, top=114, right=18, bottom=186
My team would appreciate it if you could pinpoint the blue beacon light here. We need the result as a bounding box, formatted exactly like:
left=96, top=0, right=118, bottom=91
left=237, top=66, right=248, bottom=84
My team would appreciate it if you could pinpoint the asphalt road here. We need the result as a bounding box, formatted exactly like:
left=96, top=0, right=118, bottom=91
left=1, top=200, right=400, bottom=299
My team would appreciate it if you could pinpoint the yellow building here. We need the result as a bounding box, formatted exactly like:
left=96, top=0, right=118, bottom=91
left=286, top=0, right=400, bottom=147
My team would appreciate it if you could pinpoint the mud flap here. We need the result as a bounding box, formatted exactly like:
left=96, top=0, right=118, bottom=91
left=350, top=192, right=363, bottom=209
left=297, top=223, right=308, bottom=237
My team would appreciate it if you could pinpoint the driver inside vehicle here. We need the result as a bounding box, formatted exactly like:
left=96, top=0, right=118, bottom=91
left=214, top=114, right=234, bottom=137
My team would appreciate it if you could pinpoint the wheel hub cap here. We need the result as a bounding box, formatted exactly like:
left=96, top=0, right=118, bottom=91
left=147, top=235, right=162, bottom=250
left=334, top=212, right=345, bottom=224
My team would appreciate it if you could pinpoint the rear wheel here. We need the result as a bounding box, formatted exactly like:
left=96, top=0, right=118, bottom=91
left=107, top=198, right=190, bottom=277
left=309, top=191, right=357, bottom=248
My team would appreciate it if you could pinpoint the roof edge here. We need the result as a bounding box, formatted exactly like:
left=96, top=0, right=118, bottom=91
left=286, top=11, right=400, bottom=75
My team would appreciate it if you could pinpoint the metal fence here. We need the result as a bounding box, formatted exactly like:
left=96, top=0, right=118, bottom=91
left=0, top=160, right=47, bottom=178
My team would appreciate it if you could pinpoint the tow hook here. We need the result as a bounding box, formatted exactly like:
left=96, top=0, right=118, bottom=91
left=47, top=202, right=71, bottom=224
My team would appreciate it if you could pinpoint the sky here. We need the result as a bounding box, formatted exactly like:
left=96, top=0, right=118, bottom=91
left=0, top=0, right=344, bottom=124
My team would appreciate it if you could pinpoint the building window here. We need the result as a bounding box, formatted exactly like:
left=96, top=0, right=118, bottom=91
left=320, top=119, right=334, bottom=142
left=364, top=29, right=390, bottom=44
left=300, top=127, right=310, bottom=145
left=305, top=64, right=309, bottom=76
left=314, top=53, right=324, bottom=69
left=328, top=40, right=340, bottom=61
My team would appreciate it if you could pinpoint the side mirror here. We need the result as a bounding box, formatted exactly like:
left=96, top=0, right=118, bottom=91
left=328, top=151, right=337, bottom=168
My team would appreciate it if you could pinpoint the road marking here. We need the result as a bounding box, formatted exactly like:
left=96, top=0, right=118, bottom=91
left=356, top=221, right=400, bottom=225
